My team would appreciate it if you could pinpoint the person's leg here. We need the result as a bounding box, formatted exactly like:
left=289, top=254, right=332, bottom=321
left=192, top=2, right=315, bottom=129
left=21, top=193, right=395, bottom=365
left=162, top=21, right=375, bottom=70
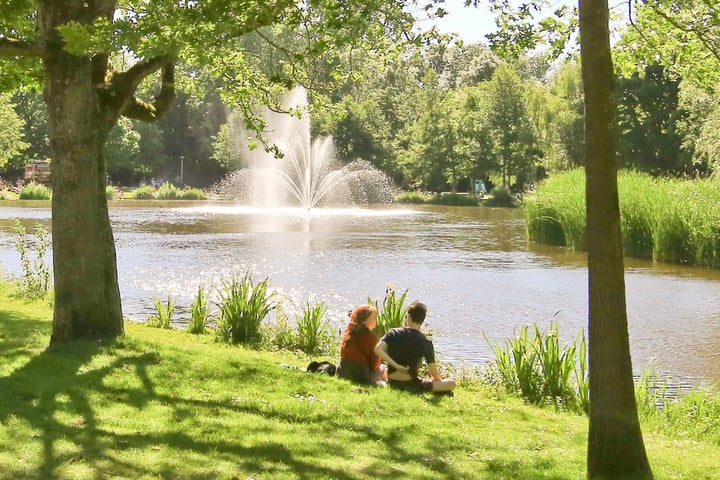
left=430, top=378, right=456, bottom=392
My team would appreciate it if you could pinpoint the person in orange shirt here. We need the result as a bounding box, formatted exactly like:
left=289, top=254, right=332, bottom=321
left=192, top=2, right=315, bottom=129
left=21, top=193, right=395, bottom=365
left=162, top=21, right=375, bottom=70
left=337, top=304, right=388, bottom=386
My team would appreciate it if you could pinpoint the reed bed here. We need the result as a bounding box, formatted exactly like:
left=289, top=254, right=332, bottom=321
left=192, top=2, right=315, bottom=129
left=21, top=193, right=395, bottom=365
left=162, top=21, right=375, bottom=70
left=524, top=169, right=720, bottom=267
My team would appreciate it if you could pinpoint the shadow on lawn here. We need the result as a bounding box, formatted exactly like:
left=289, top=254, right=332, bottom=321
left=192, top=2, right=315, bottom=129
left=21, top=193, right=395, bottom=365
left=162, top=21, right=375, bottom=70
left=0, top=316, right=466, bottom=479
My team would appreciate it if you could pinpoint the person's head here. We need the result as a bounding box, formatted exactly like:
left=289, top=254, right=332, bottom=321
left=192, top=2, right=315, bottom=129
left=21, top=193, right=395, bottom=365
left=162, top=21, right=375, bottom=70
left=405, top=301, right=427, bottom=327
left=350, top=304, right=378, bottom=331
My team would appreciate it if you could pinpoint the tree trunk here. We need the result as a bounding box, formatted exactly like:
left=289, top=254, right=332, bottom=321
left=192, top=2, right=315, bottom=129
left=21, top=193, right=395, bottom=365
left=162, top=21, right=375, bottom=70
left=40, top=2, right=124, bottom=344
left=579, top=1, right=653, bottom=479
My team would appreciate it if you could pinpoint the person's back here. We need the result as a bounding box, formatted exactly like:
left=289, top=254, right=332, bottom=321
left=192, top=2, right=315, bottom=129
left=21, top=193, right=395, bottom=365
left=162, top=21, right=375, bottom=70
left=374, top=301, right=456, bottom=395
left=381, top=326, right=433, bottom=379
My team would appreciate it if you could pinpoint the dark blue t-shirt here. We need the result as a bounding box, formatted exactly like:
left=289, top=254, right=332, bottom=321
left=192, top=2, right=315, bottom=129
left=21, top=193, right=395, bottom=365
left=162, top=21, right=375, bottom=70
left=381, top=327, right=435, bottom=377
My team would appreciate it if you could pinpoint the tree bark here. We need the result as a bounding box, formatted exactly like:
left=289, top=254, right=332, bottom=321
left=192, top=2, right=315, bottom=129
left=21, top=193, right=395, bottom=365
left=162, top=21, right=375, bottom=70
left=40, top=1, right=124, bottom=343
left=579, top=1, right=653, bottom=478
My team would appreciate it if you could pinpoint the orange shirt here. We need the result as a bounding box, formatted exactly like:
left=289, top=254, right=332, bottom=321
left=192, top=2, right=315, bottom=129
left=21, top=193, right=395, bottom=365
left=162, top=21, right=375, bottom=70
left=340, top=324, right=381, bottom=372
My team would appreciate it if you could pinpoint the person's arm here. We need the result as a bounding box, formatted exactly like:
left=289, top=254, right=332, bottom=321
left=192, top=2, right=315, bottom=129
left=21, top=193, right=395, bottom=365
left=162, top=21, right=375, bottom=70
left=427, top=362, right=443, bottom=382
left=374, top=341, right=409, bottom=374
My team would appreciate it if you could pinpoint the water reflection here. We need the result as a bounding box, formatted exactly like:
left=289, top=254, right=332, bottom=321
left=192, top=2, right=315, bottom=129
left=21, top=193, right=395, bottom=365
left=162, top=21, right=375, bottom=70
left=1, top=200, right=719, bottom=387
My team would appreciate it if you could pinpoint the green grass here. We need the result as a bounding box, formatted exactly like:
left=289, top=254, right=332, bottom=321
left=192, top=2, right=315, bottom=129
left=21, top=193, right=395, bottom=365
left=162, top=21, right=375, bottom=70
left=1, top=294, right=719, bottom=479
left=523, top=170, right=720, bottom=267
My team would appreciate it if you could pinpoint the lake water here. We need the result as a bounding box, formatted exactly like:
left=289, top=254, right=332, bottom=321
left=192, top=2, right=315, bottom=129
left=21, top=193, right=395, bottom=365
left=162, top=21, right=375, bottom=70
left=1, top=200, right=719, bottom=387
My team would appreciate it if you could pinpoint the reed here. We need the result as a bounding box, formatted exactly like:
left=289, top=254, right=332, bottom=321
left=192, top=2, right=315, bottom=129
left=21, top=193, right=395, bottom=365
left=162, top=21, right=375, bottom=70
left=155, top=182, right=180, bottom=199
left=215, top=273, right=277, bottom=345
left=485, top=321, right=588, bottom=413
left=188, top=285, right=210, bottom=334
left=295, top=301, right=332, bottom=355
left=524, top=170, right=720, bottom=267
left=147, top=296, right=175, bottom=329
left=370, top=287, right=409, bottom=337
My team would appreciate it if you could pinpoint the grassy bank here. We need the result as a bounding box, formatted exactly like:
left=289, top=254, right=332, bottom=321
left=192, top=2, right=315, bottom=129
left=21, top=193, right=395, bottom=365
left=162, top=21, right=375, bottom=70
left=523, top=170, right=720, bottom=267
left=1, top=293, right=719, bottom=479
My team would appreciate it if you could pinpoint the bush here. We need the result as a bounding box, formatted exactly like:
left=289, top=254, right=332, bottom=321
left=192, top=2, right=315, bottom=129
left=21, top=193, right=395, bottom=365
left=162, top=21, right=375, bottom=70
left=427, top=193, right=479, bottom=206
left=106, top=185, right=119, bottom=200
left=295, top=301, right=333, bottom=355
left=19, top=182, right=51, bottom=200
left=485, top=321, right=588, bottom=414
left=485, top=186, right=516, bottom=207
left=132, top=185, right=155, bottom=199
left=13, top=221, right=52, bottom=300
left=156, top=182, right=180, bottom=199
left=395, top=191, right=428, bottom=204
left=180, top=188, right=207, bottom=200
left=215, top=273, right=277, bottom=345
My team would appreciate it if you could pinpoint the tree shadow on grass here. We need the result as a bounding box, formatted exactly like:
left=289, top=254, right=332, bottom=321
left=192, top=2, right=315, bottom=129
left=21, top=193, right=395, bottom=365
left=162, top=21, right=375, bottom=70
left=0, top=331, right=464, bottom=479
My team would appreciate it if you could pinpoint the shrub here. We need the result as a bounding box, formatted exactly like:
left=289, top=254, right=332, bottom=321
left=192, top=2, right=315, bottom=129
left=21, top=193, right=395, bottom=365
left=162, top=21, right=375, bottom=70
left=132, top=185, right=155, bottom=199
left=106, top=185, right=119, bottom=200
left=13, top=221, right=52, bottom=300
left=369, top=286, right=409, bottom=337
left=395, top=191, right=428, bottom=204
left=147, top=297, right=175, bottom=329
left=295, top=301, right=332, bottom=355
left=19, top=182, right=51, bottom=200
left=215, top=273, right=277, bottom=345
left=188, top=285, right=210, bottom=334
left=485, top=320, right=587, bottom=413
left=180, top=188, right=207, bottom=200
left=427, top=193, right=479, bottom=206
left=156, top=182, right=180, bottom=199
left=483, top=186, right=515, bottom=207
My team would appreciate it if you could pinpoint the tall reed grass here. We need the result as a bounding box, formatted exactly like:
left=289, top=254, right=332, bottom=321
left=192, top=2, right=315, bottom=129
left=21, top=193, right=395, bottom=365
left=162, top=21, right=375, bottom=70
left=295, top=301, right=332, bottom=355
left=524, top=169, right=720, bottom=267
left=147, top=297, right=175, bottom=329
left=485, top=320, right=588, bottom=413
left=369, top=287, right=409, bottom=337
left=188, top=285, right=210, bottom=334
left=215, top=273, right=277, bottom=345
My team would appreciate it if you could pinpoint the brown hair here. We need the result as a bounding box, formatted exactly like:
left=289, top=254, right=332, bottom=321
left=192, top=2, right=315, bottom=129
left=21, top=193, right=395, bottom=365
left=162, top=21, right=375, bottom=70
left=349, top=304, right=376, bottom=334
left=407, top=301, right=427, bottom=325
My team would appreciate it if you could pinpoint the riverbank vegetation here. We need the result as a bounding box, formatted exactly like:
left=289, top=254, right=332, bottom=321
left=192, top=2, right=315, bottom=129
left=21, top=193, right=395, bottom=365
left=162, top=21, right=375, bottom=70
left=1, top=290, right=719, bottom=479
left=524, top=169, right=720, bottom=267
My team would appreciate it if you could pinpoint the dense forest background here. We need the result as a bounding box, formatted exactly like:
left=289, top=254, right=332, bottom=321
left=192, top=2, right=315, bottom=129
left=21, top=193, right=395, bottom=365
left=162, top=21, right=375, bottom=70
left=1, top=3, right=718, bottom=193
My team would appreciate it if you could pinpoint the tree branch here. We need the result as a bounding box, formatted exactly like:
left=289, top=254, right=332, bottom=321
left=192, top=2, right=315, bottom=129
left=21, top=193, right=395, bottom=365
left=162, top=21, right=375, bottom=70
left=97, top=55, right=176, bottom=122
left=0, top=37, right=46, bottom=57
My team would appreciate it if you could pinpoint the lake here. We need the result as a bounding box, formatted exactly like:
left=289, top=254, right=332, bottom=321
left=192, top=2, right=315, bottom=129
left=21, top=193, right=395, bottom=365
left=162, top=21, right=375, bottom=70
left=1, top=200, right=719, bottom=387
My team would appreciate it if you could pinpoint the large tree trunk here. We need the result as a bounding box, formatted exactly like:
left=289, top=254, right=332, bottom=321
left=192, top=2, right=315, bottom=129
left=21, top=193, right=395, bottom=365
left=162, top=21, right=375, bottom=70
left=579, top=1, right=653, bottom=479
left=40, top=2, right=124, bottom=344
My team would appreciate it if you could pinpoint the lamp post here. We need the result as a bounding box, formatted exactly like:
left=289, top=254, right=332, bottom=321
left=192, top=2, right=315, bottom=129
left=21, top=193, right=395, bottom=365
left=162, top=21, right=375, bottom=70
left=179, top=156, right=184, bottom=186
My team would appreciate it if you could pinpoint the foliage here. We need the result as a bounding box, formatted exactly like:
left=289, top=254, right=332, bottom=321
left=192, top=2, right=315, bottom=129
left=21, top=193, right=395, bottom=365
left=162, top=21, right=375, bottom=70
left=485, top=320, right=588, bottom=414
left=0, top=94, right=29, bottom=172
left=12, top=221, right=51, bottom=300
left=294, top=301, right=333, bottom=355
left=484, top=186, right=516, bottom=207
left=613, top=0, right=720, bottom=90
left=636, top=371, right=720, bottom=445
left=147, top=297, right=175, bottom=330
left=131, top=185, right=155, bottom=199
left=188, top=285, right=210, bottom=335
left=18, top=182, right=51, bottom=200
left=369, top=287, right=409, bottom=337
left=427, top=193, right=479, bottom=206
left=615, top=64, right=690, bottom=176
left=155, top=182, right=180, bottom=200
left=215, top=273, right=277, bottom=345
left=105, top=185, right=118, bottom=200
left=180, top=188, right=207, bottom=200
left=394, top=191, right=429, bottom=204
left=525, top=169, right=720, bottom=267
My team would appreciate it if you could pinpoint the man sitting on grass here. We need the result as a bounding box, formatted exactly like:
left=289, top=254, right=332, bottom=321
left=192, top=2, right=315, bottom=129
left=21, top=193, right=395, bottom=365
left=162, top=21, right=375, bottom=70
left=374, top=301, right=456, bottom=395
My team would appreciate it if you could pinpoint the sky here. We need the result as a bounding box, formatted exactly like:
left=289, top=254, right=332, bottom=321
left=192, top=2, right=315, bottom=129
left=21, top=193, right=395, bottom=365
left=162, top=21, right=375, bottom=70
left=415, top=0, right=497, bottom=44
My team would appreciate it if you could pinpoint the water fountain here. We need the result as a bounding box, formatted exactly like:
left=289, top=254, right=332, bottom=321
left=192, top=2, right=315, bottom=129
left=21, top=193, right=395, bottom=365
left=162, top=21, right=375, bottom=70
left=213, top=87, right=395, bottom=208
